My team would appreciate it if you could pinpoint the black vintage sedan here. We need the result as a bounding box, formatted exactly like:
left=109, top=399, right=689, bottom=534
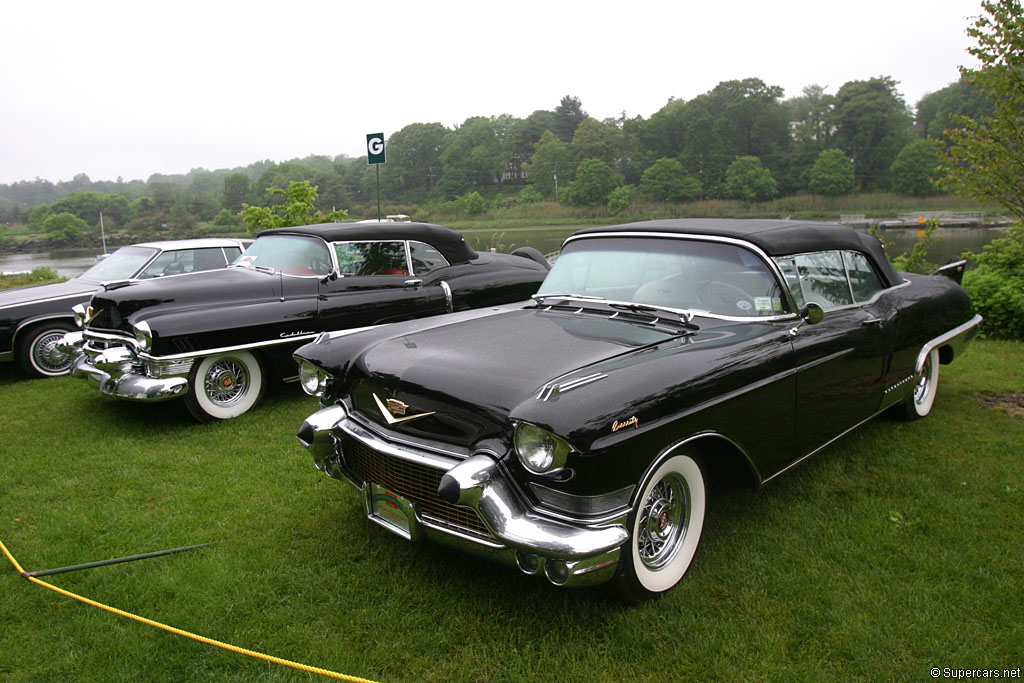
left=62, top=222, right=549, bottom=421
left=0, top=238, right=248, bottom=378
left=294, top=219, right=981, bottom=601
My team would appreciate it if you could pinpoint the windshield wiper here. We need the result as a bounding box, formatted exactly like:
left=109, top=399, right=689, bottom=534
left=608, top=302, right=699, bottom=329
left=532, top=293, right=607, bottom=303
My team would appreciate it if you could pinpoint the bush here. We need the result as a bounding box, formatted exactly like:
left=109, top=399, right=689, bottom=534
left=607, top=185, right=636, bottom=215
left=723, top=156, right=777, bottom=201
left=457, top=191, right=487, bottom=215
left=640, top=158, right=701, bottom=202
left=963, top=223, right=1024, bottom=339
left=565, top=159, right=621, bottom=207
left=808, top=149, right=855, bottom=196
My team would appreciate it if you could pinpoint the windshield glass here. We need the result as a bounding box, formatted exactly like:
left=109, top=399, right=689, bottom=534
left=232, top=235, right=332, bottom=276
left=539, top=236, right=788, bottom=317
left=79, top=246, right=158, bottom=281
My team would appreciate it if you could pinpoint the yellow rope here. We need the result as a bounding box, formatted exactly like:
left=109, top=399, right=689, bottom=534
left=1, top=537, right=378, bottom=683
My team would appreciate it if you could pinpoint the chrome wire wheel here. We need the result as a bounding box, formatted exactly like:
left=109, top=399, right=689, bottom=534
left=184, top=350, right=266, bottom=422
left=637, top=474, right=690, bottom=571
left=17, top=322, right=76, bottom=378
left=203, top=356, right=250, bottom=407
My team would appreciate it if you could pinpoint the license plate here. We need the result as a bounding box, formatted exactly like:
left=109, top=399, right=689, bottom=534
left=369, top=483, right=412, bottom=538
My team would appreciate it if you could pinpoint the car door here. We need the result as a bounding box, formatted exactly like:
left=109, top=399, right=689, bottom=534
left=317, top=240, right=449, bottom=332
left=778, top=251, right=890, bottom=456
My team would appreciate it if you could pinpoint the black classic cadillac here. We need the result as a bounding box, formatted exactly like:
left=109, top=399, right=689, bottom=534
left=0, top=238, right=248, bottom=378
left=61, top=222, right=549, bottom=421
left=294, top=219, right=981, bottom=601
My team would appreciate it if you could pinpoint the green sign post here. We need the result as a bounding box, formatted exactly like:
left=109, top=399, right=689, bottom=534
left=367, top=133, right=386, bottom=222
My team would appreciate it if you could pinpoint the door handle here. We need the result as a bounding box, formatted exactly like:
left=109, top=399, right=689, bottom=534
left=404, top=279, right=423, bottom=287
left=861, top=318, right=882, bottom=326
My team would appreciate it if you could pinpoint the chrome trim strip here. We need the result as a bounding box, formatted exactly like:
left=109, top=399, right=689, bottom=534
left=338, top=417, right=463, bottom=472
left=0, top=293, right=88, bottom=311
left=138, top=334, right=321, bottom=362
left=537, top=373, right=609, bottom=401
left=915, top=314, right=983, bottom=374
left=439, top=280, right=453, bottom=314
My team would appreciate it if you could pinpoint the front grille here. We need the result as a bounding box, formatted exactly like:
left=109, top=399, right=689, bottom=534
left=340, top=435, right=495, bottom=542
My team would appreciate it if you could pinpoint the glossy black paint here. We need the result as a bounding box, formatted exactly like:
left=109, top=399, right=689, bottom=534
left=296, top=220, right=980, bottom=505
left=82, top=223, right=549, bottom=376
left=0, top=239, right=245, bottom=367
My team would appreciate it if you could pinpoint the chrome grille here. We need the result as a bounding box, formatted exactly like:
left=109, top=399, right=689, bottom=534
left=340, top=435, right=495, bottom=542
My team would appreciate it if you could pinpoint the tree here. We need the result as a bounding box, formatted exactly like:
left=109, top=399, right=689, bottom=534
left=607, top=185, right=636, bottom=216
left=917, top=78, right=995, bottom=139
left=239, top=181, right=347, bottom=234
left=437, top=116, right=515, bottom=199
left=808, top=149, right=855, bottom=196
left=891, top=140, right=941, bottom=196
left=830, top=77, right=914, bottom=191
left=222, top=173, right=250, bottom=212
left=571, top=118, right=622, bottom=167
left=937, top=0, right=1024, bottom=219
left=524, top=131, right=572, bottom=198
left=639, top=158, right=702, bottom=202
left=565, top=159, right=620, bottom=207
left=554, top=95, right=587, bottom=142
left=723, top=156, right=777, bottom=201
left=382, top=122, right=449, bottom=199
left=43, top=212, right=89, bottom=243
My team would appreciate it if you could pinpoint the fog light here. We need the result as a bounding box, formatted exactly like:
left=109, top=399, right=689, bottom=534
left=516, top=550, right=541, bottom=575
left=545, top=559, right=569, bottom=585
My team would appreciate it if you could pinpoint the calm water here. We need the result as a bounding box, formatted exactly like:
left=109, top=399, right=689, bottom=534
left=0, top=225, right=1008, bottom=278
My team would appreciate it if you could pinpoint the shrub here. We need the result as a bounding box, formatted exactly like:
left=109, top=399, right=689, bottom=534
left=963, top=223, right=1024, bottom=339
left=607, top=185, right=636, bottom=216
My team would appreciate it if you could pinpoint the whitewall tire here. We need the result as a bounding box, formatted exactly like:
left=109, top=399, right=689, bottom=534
left=184, top=350, right=266, bottom=422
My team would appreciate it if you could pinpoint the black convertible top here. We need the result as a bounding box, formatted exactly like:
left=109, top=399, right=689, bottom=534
left=573, top=219, right=901, bottom=287
left=260, top=222, right=478, bottom=264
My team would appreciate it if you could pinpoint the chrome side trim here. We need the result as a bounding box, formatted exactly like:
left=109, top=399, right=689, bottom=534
left=916, top=314, right=983, bottom=374
left=439, top=280, right=453, bottom=314
left=536, top=373, right=608, bottom=401
left=0, top=293, right=87, bottom=311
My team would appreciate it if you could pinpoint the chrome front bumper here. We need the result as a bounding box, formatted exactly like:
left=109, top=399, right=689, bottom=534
left=297, top=404, right=629, bottom=588
left=59, top=331, right=190, bottom=402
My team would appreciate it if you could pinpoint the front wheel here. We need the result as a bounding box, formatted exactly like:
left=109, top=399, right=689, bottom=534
left=183, top=350, right=267, bottom=422
left=16, top=321, right=77, bottom=378
left=613, top=453, right=706, bottom=602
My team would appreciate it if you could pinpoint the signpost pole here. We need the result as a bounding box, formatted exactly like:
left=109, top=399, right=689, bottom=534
left=366, top=132, right=386, bottom=223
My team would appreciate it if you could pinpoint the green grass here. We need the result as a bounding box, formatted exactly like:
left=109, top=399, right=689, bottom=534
left=1, top=341, right=1022, bottom=681
left=0, top=267, right=66, bottom=290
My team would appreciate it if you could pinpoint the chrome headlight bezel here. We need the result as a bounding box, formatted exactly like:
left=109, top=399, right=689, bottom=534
left=298, top=359, right=329, bottom=397
left=514, top=422, right=572, bottom=475
left=72, top=303, right=87, bottom=329
left=133, top=320, right=153, bottom=351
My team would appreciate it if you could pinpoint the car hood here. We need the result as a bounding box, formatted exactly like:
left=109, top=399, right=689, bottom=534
left=0, top=278, right=99, bottom=311
left=85, top=267, right=284, bottom=333
left=299, top=304, right=770, bottom=452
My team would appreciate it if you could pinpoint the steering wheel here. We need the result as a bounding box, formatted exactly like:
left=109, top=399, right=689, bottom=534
left=696, top=280, right=755, bottom=312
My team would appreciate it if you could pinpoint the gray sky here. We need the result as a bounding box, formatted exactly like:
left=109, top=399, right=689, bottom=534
left=1, top=0, right=983, bottom=185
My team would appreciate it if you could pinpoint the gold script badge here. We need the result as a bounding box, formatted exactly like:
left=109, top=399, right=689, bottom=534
left=612, top=415, right=639, bottom=432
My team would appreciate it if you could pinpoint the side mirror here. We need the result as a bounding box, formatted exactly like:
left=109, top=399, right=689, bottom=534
left=799, top=302, right=824, bottom=325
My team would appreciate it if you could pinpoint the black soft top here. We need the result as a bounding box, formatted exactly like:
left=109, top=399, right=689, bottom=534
left=259, top=222, right=478, bottom=264
left=573, top=219, right=901, bottom=287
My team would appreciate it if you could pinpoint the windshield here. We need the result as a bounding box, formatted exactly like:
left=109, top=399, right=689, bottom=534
left=538, top=236, right=789, bottom=318
left=79, top=246, right=158, bottom=281
left=232, top=235, right=332, bottom=276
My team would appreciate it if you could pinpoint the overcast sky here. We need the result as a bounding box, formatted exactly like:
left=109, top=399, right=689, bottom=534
left=0, top=0, right=983, bottom=186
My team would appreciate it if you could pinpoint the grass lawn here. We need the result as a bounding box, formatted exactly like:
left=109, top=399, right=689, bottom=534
left=1, top=340, right=1021, bottom=681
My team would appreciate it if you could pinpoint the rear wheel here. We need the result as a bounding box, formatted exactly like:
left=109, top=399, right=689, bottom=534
left=183, top=350, right=266, bottom=422
left=613, top=452, right=706, bottom=603
left=897, top=348, right=939, bottom=420
left=16, top=321, right=76, bottom=378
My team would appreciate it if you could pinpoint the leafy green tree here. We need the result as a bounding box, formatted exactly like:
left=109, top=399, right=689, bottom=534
left=524, top=131, right=572, bottom=198
left=891, top=140, right=941, bottom=196
left=937, top=0, right=1024, bottom=219
left=565, top=159, right=620, bottom=207
left=639, top=158, right=701, bottom=202
left=222, top=173, right=250, bottom=212
left=43, top=212, right=89, bottom=243
left=457, top=191, right=486, bottom=215
left=829, top=76, right=914, bottom=191
left=554, top=95, right=587, bottom=142
left=916, top=78, right=995, bottom=139
left=437, top=116, right=515, bottom=199
left=808, top=149, right=855, bottom=196
left=723, top=156, right=777, bottom=201
left=962, top=224, right=1024, bottom=339
left=239, top=181, right=347, bottom=234
left=571, top=118, right=622, bottom=167
left=607, top=185, right=636, bottom=216
left=518, top=186, right=543, bottom=203
left=383, top=122, right=449, bottom=199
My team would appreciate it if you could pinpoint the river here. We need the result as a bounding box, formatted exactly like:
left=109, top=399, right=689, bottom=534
left=0, top=225, right=1008, bottom=278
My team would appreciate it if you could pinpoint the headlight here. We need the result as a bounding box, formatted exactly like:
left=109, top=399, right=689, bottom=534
left=72, top=303, right=86, bottom=329
left=298, top=359, right=329, bottom=397
left=514, top=422, right=571, bottom=474
left=133, top=320, right=152, bottom=351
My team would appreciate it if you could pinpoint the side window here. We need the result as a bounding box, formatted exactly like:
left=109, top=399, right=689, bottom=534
left=774, top=258, right=805, bottom=310
left=334, top=241, right=409, bottom=276
left=409, top=241, right=449, bottom=276
left=223, top=246, right=242, bottom=262
left=844, top=251, right=885, bottom=302
left=792, top=251, right=853, bottom=310
left=138, top=248, right=230, bottom=278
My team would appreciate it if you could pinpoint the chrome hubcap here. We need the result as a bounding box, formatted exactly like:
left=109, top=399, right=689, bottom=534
left=203, top=358, right=249, bottom=406
left=913, top=356, right=932, bottom=405
left=33, top=332, right=71, bottom=374
left=638, top=474, right=690, bottom=570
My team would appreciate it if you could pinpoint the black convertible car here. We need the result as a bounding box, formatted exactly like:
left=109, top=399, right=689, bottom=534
left=62, top=222, right=549, bottom=421
left=0, top=238, right=248, bottom=378
left=294, top=219, right=981, bottom=601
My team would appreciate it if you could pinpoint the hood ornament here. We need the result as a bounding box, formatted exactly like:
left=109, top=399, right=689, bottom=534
left=373, top=393, right=436, bottom=425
